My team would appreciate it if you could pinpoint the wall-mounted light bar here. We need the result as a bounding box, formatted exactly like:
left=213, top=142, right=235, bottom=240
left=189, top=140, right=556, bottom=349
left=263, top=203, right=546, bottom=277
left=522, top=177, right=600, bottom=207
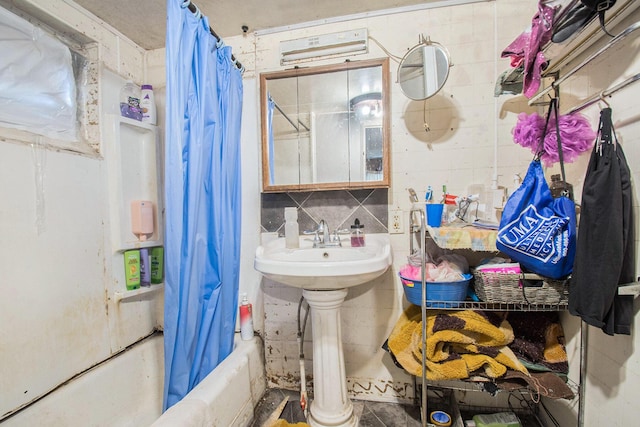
left=280, top=28, right=368, bottom=64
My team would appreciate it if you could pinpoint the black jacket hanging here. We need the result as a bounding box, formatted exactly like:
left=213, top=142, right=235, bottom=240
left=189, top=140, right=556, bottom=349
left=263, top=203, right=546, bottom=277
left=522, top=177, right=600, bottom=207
left=568, top=108, right=635, bottom=335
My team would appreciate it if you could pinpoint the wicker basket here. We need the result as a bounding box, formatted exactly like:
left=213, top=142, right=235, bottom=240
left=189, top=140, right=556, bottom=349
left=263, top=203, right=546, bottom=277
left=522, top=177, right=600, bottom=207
left=473, top=270, right=569, bottom=305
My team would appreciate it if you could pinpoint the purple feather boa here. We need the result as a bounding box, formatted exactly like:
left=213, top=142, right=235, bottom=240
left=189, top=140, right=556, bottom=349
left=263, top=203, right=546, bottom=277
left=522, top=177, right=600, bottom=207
left=512, top=112, right=596, bottom=166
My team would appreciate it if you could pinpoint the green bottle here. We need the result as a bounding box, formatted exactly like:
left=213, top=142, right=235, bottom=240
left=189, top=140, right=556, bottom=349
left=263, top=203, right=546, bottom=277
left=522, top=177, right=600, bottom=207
left=150, top=247, right=164, bottom=284
left=124, top=250, right=141, bottom=290
left=472, top=412, right=521, bottom=427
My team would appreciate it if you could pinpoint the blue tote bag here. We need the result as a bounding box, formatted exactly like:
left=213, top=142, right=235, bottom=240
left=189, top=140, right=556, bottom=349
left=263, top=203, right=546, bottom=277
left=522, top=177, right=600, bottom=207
left=496, top=99, right=577, bottom=279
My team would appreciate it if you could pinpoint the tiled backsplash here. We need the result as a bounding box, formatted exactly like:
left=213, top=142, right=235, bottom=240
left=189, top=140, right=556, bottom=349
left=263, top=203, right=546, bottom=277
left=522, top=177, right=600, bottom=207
left=261, top=189, right=388, bottom=236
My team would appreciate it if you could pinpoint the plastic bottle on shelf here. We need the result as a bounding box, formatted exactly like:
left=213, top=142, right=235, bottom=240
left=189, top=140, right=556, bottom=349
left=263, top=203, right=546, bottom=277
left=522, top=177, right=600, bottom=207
left=140, top=84, right=157, bottom=125
left=119, top=81, right=142, bottom=121
left=239, top=293, right=254, bottom=341
left=284, top=207, right=299, bottom=249
left=139, top=248, right=151, bottom=287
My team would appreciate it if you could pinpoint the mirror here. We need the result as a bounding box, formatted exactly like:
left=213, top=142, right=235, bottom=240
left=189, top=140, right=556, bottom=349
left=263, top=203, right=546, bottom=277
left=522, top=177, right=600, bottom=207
left=260, top=58, right=390, bottom=192
left=398, top=37, right=450, bottom=100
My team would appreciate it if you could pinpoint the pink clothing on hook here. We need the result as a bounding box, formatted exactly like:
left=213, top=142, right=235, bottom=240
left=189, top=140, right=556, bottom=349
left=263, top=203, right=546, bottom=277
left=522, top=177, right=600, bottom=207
left=501, top=2, right=556, bottom=98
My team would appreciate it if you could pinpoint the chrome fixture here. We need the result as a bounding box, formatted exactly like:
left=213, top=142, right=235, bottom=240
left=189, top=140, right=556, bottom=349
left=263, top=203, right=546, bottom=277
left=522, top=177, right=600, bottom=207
left=305, top=220, right=346, bottom=248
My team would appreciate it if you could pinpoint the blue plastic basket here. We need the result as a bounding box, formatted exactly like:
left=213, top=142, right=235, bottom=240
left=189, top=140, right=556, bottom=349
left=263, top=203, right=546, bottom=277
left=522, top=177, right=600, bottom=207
left=400, top=273, right=472, bottom=308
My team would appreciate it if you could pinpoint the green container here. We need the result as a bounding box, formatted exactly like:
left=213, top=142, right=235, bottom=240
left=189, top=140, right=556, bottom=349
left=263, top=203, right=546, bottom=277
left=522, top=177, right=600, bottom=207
left=124, top=250, right=141, bottom=290
left=472, top=412, right=521, bottom=427
left=150, top=247, right=164, bottom=284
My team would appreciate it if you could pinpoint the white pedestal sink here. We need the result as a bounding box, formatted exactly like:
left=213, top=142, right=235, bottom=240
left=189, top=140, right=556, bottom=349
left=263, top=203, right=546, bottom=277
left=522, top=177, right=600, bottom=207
left=255, top=234, right=392, bottom=427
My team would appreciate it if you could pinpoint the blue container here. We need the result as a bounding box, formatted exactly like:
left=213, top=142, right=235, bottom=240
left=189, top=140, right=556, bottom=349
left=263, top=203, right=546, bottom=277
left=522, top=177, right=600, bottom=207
left=400, top=273, right=472, bottom=308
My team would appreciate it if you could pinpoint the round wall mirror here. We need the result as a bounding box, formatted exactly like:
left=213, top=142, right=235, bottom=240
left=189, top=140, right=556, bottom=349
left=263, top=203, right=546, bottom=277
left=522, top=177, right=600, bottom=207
left=398, top=37, right=450, bottom=100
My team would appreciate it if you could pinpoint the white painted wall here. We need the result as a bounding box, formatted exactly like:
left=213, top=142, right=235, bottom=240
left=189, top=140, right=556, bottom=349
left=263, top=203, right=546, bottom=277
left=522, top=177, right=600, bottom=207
left=0, top=0, right=163, bottom=422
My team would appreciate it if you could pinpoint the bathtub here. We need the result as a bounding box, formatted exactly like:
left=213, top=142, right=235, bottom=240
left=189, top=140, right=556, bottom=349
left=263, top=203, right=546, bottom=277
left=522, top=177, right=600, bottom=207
left=3, top=333, right=265, bottom=427
left=152, top=334, right=266, bottom=427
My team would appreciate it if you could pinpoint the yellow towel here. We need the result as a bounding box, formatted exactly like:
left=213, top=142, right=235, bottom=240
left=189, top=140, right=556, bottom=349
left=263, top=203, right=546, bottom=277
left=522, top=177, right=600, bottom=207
left=388, top=305, right=528, bottom=380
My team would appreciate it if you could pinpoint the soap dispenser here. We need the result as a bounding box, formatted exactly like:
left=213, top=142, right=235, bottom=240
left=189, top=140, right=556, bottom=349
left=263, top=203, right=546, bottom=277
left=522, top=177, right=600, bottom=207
left=350, top=218, right=365, bottom=247
left=284, top=207, right=299, bottom=249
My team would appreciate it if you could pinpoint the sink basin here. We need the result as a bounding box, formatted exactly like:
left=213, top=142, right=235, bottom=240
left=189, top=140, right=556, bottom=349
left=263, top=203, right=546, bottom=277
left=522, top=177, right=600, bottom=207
left=254, top=233, right=392, bottom=289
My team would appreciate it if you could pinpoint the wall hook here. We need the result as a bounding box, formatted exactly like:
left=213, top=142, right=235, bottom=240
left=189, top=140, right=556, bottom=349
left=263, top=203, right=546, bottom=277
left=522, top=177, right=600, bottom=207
left=599, top=90, right=611, bottom=108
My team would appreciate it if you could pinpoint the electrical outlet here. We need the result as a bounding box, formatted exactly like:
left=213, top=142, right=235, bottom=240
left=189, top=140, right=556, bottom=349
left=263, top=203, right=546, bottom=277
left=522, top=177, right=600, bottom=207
left=390, top=209, right=404, bottom=234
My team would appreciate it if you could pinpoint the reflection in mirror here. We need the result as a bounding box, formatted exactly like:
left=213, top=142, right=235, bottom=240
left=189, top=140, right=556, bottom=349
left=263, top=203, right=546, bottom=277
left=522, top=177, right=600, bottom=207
left=398, top=36, right=450, bottom=100
left=260, top=58, right=390, bottom=192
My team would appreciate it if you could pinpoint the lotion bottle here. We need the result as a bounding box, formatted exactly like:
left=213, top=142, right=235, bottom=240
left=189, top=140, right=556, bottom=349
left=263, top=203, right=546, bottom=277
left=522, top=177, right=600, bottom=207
left=140, top=84, right=157, bottom=125
left=239, top=293, right=254, bottom=341
left=284, top=207, right=299, bottom=249
left=350, top=218, right=365, bottom=247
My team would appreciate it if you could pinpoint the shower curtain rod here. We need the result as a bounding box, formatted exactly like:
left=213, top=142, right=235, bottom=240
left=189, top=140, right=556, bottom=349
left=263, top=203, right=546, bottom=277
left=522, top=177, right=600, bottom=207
left=185, top=1, right=243, bottom=71
left=273, top=101, right=310, bottom=132
left=566, top=72, right=640, bottom=114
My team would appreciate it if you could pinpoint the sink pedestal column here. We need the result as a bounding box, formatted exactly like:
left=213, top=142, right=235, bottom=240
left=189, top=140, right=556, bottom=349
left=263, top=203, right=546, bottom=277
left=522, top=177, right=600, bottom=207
left=303, top=288, right=357, bottom=427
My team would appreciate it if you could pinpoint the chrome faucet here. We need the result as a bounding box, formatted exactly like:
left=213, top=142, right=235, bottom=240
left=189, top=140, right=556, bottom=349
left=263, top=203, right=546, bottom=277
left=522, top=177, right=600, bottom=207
left=304, top=219, right=344, bottom=248
left=317, top=220, right=330, bottom=246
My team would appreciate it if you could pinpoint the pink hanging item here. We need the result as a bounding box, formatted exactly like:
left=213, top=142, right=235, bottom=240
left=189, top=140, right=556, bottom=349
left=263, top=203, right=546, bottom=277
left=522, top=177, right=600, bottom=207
left=512, top=110, right=596, bottom=166
left=501, top=2, right=557, bottom=98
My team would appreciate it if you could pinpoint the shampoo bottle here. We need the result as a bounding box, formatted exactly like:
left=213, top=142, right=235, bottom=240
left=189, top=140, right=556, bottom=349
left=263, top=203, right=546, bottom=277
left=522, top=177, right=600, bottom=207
left=123, top=250, right=141, bottom=290
left=139, top=248, right=151, bottom=287
left=150, top=247, right=164, bottom=284
left=284, top=207, right=299, bottom=249
left=239, top=293, right=254, bottom=341
left=140, top=84, right=157, bottom=125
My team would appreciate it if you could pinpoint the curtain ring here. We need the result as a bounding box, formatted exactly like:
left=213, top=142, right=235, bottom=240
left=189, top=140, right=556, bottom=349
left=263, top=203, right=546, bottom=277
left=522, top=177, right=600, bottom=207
left=192, top=5, right=201, bottom=19
left=216, top=39, right=225, bottom=49
left=180, top=0, right=191, bottom=9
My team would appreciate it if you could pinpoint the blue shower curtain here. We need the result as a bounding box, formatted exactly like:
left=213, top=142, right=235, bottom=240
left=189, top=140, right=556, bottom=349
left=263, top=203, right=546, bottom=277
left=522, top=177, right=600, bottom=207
left=163, top=0, right=243, bottom=410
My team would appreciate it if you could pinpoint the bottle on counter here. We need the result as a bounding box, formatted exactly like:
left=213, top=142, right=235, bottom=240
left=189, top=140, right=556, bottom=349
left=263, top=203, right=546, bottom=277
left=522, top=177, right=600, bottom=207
left=350, top=218, right=365, bottom=247
left=284, top=207, right=300, bottom=249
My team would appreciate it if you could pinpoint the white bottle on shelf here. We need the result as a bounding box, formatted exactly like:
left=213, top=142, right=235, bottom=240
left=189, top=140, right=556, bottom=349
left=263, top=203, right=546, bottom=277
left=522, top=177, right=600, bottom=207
left=284, top=207, right=299, bottom=249
left=140, top=84, right=156, bottom=125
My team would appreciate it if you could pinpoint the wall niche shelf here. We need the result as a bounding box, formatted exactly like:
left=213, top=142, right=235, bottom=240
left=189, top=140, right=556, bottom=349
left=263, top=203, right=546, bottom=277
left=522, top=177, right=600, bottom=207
left=114, top=284, right=164, bottom=303
left=104, top=114, right=163, bottom=252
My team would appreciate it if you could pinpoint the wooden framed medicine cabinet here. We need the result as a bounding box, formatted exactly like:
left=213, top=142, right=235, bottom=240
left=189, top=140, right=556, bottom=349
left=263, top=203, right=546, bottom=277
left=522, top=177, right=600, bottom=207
left=259, top=58, right=391, bottom=192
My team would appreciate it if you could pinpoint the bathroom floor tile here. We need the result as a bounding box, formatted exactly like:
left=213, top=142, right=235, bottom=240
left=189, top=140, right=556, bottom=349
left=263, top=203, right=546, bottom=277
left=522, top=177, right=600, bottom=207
left=252, top=388, right=422, bottom=427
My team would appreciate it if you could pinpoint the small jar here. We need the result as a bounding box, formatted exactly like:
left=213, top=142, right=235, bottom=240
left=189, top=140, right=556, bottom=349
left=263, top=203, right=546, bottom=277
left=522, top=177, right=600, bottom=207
left=350, top=218, right=365, bottom=247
